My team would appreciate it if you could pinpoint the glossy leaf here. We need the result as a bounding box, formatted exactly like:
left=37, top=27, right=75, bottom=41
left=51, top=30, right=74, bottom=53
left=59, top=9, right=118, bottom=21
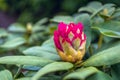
left=78, top=7, right=94, bottom=13
left=16, top=77, right=31, bottom=80
left=32, top=62, right=73, bottom=80
left=63, top=67, right=98, bottom=80
left=51, top=16, right=74, bottom=24
left=0, top=28, right=8, bottom=37
left=92, top=21, right=120, bottom=38
left=0, top=70, right=13, bottom=80
left=34, top=18, right=48, bottom=26
left=87, top=71, right=113, bottom=80
left=87, top=1, right=102, bottom=10
left=23, top=46, right=60, bottom=61
left=0, top=56, right=54, bottom=67
left=92, top=27, right=120, bottom=38
left=42, top=37, right=54, bottom=47
left=8, top=23, right=26, bottom=33
left=83, top=44, right=120, bottom=66
left=90, top=3, right=115, bottom=18
left=0, top=37, right=26, bottom=49
left=64, top=66, right=112, bottom=80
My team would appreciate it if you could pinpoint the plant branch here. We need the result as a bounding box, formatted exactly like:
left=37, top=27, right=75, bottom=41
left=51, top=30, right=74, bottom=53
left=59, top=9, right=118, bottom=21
left=14, top=65, right=23, bottom=79
left=98, top=34, right=103, bottom=49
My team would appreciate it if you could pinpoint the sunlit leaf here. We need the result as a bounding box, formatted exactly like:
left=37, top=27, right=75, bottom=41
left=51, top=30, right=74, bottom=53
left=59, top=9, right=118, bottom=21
left=83, top=44, right=120, bottom=66
left=23, top=46, right=60, bottom=61
left=92, top=27, right=120, bottom=38
left=0, top=28, right=8, bottom=37
left=0, top=56, right=54, bottom=67
left=0, top=37, right=26, bottom=49
left=51, top=16, right=74, bottom=24
left=0, top=70, right=13, bottom=80
left=64, top=67, right=98, bottom=80
left=34, top=18, right=48, bottom=26
left=32, top=62, right=73, bottom=80
left=87, top=71, right=113, bottom=80
left=92, top=21, right=120, bottom=38
left=8, top=23, right=26, bottom=33
left=16, top=77, right=31, bottom=80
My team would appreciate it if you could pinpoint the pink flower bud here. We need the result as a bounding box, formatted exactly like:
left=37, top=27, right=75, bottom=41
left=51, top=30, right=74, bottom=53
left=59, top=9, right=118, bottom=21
left=54, top=22, right=86, bottom=62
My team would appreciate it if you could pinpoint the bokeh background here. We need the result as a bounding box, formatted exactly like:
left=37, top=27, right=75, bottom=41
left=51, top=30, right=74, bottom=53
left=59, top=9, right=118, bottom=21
left=0, top=0, right=120, bottom=28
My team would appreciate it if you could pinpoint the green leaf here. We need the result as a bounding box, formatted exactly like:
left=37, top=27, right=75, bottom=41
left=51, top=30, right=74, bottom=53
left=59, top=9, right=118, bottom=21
left=8, top=23, right=26, bottom=33
left=92, top=27, right=120, bottom=38
left=74, top=14, right=91, bottom=49
left=42, top=37, right=54, bottom=47
left=51, top=16, right=74, bottom=24
left=96, top=40, right=120, bottom=53
left=0, top=28, right=8, bottom=37
left=87, top=1, right=102, bottom=10
left=32, top=62, right=73, bottom=80
left=16, top=77, right=31, bottom=80
left=34, top=18, right=48, bottom=26
left=23, top=46, right=60, bottom=61
left=83, top=44, right=120, bottom=66
left=63, top=67, right=98, bottom=80
left=87, top=71, right=113, bottom=80
left=64, top=67, right=112, bottom=80
left=92, top=21, right=120, bottom=38
left=90, top=3, right=115, bottom=18
left=111, top=63, right=120, bottom=80
left=0, top=37, right=26, bottom=49
left=0, top=56, right=54, bottom=67
left=32, top=25, right=45, bottom=33
left=78, top=7, right=94, bottom=13
left=0, top=70, right=13, bottom=80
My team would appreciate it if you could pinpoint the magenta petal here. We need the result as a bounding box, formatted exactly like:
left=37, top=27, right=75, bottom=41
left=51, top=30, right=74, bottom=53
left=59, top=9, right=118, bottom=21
left=53, top=31, right=63, bottom=51
left=76, top=22, right=83, bottom=30
left=53, top=22, right=86, bottom=51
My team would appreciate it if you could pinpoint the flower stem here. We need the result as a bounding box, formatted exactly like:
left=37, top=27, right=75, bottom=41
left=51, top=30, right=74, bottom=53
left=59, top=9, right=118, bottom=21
left=98, top=34, right=103, bottom=49
left=89, top=45, right=93, bottom=56
left=14, top=65, right=23, bottom=79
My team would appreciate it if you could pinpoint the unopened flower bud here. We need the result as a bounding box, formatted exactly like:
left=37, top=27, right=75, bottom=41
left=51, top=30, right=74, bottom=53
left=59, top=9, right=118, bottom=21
left=54, top=22, right=86, bottom=63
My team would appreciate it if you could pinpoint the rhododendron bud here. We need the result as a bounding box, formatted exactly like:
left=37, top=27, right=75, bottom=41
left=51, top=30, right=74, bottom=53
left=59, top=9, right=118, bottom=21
left=54, top=22, right=86, bottom=62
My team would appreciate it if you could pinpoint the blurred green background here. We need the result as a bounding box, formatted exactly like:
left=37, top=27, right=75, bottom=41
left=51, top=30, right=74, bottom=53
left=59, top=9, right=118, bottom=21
left=0, top=0, right=120, bottom=27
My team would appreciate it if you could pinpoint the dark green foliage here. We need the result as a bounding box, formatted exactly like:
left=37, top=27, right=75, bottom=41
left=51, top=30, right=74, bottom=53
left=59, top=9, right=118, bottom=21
left=0, top=1, right=120, bottom=80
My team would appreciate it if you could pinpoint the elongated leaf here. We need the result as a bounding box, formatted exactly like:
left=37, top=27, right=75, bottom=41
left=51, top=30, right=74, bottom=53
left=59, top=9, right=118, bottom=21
left=92, top=27, right=120, bottom=38
left=16, top=77, right=31, bottom=80
left=0, top=37, right=26, bottom=49
left=63, top=67, right=98, bottom=80
left=83, top=44, right=120, bottom=66
left=0, top=56, right=53, bottom=67
left=78, top=7, right=94, bottom=13
left=42, top=37, right=54, bottom=47
left=34, top=18, right=48, bottom=26
left=92, top=21, right=120, bottom=38
left=87, top=71, right=113, bottom=80
left=32, top=62, right=73, bottom=80
left=8, top=23, right=26, bottom=33
left=0, top=28, right=8, bottom=37
left=87, top=1, right=102, bottom=10
left=51, top=16, right=74, bottom=24
left=0, top=70, right=13, bottom=80
left=90, top=3, right=115, bottom=18
left=23, top=46, right=60, bottom=61
left=64, top=67, right=112, bottom=80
